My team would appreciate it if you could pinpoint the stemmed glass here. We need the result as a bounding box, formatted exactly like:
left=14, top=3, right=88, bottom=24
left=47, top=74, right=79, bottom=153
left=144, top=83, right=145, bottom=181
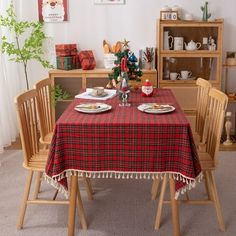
left=118, top=76, right=130, bottom=107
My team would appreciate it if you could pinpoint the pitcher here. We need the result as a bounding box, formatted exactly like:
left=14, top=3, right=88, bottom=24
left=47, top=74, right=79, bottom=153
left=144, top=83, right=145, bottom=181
left=164, top=31, right=173, bottom=50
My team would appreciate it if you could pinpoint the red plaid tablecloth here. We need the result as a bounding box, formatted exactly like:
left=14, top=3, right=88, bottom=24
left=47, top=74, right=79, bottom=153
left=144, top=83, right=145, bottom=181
left=45, top=89, right=202, bottom=198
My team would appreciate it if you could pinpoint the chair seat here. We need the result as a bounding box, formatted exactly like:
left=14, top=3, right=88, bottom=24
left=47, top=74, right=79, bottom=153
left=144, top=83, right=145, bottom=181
left=198, top=151, right=215, bottom=170
left=23, top=149, right=49, bottom=171
left=192, top=132, right=200, bottom=143
left=40, top=132, right=53, bottom=145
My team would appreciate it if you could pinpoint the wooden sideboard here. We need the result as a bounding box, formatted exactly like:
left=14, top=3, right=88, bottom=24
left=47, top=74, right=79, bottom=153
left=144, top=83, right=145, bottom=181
left=49, top=68, right=157, bottom=121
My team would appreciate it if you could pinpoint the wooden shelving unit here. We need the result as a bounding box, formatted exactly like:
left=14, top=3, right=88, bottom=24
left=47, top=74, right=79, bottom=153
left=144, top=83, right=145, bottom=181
left=157, top=19, right=224, bottom=130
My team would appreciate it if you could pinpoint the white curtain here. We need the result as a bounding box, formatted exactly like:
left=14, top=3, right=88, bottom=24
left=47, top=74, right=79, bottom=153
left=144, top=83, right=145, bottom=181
left=0, top=0, right=22, bottom=153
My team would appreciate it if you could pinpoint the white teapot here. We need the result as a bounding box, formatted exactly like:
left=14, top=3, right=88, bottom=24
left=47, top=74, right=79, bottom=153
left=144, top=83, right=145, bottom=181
left=184, top=40, right=201, bottom=50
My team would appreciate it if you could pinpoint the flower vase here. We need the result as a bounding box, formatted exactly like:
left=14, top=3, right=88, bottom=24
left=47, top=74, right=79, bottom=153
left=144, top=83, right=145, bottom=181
left=145, top=62, right=152, bottom=70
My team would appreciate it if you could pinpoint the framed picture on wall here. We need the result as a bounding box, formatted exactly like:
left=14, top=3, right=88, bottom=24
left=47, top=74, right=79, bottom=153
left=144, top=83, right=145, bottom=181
left=38, top=0, right=68, bottom=22
left=94, top=0, right=125, bottom=4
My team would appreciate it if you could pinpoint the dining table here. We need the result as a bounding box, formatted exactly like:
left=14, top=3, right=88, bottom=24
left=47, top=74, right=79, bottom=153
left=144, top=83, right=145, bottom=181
left=45, top=88, right=202, bottom=236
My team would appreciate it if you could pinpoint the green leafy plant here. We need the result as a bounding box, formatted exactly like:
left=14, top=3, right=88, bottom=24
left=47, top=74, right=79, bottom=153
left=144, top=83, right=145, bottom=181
left=51, top=84, right=70, bottom=106
left=0, top=2, right=53, bottom=90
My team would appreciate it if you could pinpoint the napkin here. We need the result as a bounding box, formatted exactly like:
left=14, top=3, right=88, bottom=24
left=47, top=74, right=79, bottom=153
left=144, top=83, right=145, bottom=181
left=75, top=88, right=117, bottom=100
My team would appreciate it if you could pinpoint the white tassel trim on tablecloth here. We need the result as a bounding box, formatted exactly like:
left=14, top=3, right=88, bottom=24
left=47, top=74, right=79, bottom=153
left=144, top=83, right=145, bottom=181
left=43, top=173, right=69, bottom=199
left=44, top=170, right=203, bottom=199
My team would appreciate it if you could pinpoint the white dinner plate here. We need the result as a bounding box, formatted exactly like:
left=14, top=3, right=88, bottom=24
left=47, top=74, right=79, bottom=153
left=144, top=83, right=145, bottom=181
left=138, top=103, right=175, bottom=114
left=74, top=103, right=112, bottom=113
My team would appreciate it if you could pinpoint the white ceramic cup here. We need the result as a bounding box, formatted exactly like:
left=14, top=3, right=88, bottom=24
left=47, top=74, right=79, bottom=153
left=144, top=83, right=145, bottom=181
left=174, top=37, right=184, bottom=50
left=170, top=72, right=180, bottom=80
left=91, top=87, right=104, bottom=96
left=181, top=70, right=192, bottom=79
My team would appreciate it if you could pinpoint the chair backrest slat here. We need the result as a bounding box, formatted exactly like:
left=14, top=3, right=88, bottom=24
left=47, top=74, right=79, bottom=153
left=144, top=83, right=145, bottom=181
left=15, top=89, right=39, bottom=167
left=206, top=88, right=228, bottom=166
left=35, top=78, right=53, bottom=140
left=195, top=78, right=212, bottom=141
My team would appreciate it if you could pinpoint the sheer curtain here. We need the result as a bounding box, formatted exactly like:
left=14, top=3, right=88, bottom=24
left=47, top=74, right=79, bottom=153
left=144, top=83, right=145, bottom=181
left=0, top=0, right=22, bottom=153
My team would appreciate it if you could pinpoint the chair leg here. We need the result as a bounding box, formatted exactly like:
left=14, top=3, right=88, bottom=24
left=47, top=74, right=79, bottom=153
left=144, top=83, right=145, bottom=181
left=151, top=179, right=160, bottom=200
left=208, top=171, right=225, bottom=231
left=53, top=190, right=59, bottom=200
left=155, top=175, right=167, bottom=230
left=17, top=170, right=33, bottom=229
left=33, top=171, right=42, bottom=199
left=82, top=176, right=93, bottom=200
left=204, top=171, right=213, bottom=200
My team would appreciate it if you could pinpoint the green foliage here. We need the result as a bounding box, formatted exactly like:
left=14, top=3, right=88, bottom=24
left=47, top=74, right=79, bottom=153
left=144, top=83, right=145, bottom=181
left=201, top=1, right=211, bottom=21
left=0, top=2, right=53, bottom=90
left=108, top=47, right=143, bottom=84
left=51, top=84, right=71, bottom=106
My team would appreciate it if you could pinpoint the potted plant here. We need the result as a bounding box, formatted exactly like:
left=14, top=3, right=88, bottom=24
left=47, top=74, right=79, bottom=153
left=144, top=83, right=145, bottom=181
left=0, top=2, right=53, bottom=90
left=143, top=47, right=154, bottom=70
left=51, top=84, right=71, bottom=106
left=226, top=51, right=236, bottom=66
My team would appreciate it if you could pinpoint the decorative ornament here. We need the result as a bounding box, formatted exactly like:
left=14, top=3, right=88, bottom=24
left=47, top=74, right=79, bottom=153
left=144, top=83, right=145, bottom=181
left=142, top=79, right=153, bottom=97
left=121, top=38, right=130, bottom=49
left=201, top=1, right=211, bottom=21
left=128, top=52, right=138, bottom=63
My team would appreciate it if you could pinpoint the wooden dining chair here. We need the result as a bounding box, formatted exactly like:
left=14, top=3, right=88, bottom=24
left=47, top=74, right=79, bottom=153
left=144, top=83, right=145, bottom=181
left=15, top=89, right=87, bottom=230
left=154, top=88, right=228, bottom=232
left=151, top=78, right=212, bottom=200
left=34, top=78, right=93, bottom=200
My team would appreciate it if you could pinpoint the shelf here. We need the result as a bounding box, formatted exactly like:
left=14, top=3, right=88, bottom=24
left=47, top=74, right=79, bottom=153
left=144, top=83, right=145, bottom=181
left=160, top=19, right=224, bottom=27
left=160, top=50, right=220, bottom=57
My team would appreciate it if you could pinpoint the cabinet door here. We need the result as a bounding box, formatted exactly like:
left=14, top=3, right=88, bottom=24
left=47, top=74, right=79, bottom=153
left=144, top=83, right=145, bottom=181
left=162, top=86, right=197, bottom=110
left=86, top=77, right=108, bottom=88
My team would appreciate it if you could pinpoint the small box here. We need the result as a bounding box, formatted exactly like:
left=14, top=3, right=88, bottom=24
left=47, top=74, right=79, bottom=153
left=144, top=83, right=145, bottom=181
left=55, top=44, right=78, bottom=56
left=56, top=56, right=73, bottom=70
left=78, top=50, right=96, bottom=70
left=72, top=54, right=81, bottom=69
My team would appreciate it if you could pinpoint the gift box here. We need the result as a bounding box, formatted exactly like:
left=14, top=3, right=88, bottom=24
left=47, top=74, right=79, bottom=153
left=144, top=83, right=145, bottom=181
left=56, top=54, right=81, bottom=70
left=78, top=50, right=96, bottom=70
left=56, top=56, right=73, bottom=70
left=73, top=54, right=81, bottom=69
left=55, top=44, right=78, bottom=56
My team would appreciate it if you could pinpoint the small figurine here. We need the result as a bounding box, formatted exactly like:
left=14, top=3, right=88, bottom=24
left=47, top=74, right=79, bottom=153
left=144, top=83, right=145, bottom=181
left=201, top=1, right=211, bottom=21
left=142, top=79, right=153, bottom=97
left=208, top=36, right=216, bottom=51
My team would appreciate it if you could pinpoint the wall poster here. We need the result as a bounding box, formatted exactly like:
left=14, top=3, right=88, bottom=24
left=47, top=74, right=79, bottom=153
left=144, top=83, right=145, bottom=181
left=38, top=0, right=68, bottom=22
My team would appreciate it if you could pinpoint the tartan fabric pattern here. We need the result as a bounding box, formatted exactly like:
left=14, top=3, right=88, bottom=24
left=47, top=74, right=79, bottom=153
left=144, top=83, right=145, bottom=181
left=45, top=89, right=201, bottom=194
left=78, top=50, right=96, bottom=70
left=55, top=44, right=78, bottom=56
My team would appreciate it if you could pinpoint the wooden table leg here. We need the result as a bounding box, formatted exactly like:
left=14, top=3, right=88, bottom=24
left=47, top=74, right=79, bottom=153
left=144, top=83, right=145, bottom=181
left=68, top=175, right=78, bottom=236
left=77, top=181, right=87, bottom=229
left=169, top=178, right=180, bottom=236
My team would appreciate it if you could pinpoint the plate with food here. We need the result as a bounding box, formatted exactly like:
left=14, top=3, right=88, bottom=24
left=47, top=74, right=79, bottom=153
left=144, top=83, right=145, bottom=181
left=137, top=103, right=175, bottom=114
left=89, top=91, right=108, bottom=97
left=74, top=103, right=112, bottom=113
